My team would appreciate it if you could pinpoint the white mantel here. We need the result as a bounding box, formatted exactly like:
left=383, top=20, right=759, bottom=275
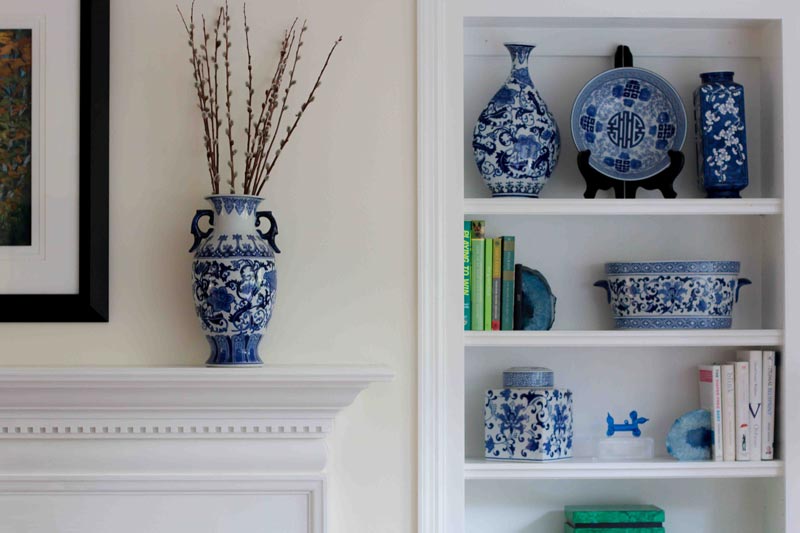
left=0, top=366, right=393, bottom=533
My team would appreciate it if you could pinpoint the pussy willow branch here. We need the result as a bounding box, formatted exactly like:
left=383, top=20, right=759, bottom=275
left=247, top=21, right=296, bottom=195
left=178, top=3, right=341, bottom=196
left=177, top=1, right=218, bottom=193
left=256, top=36, right=342, bottom=195
left=242, top=3, right=256, bottom=195
left=222, top=1, right=237, bottom=193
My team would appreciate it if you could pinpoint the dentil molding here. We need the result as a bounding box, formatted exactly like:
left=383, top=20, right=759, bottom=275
left=0, top=366, right=393, bottom=475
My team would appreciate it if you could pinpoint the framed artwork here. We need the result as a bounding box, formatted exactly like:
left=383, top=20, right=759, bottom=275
left=0, top=0, right=108, bottom=321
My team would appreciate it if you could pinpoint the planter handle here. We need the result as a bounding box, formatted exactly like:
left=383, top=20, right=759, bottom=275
left=189, top=209, right=214, bottom=253
left=594, top=280, right=611, bottom=304
left=256, top=211, right=281, bottom=253
left=736, top=278, right=752, bottom=303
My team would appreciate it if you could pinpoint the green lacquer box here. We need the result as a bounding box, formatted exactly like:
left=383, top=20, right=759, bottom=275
left=564, top=505, right=665, bottom=532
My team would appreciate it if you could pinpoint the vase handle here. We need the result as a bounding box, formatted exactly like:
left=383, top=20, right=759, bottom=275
left=735, top=278, right=752, bottom=303
left=189, top=209, right=214, bottom=253
left=594, top=280, right=611, bottom=304
left=256, top=211, right=281, bottom=253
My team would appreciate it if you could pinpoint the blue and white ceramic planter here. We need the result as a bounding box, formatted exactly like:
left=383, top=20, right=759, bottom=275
left=485, top=387, right=573, bottom=461
left=693, top=72, right=749, bottom=198
left=594, top=261, right=751, bottom=329
left=190, top=195, right=280, bottom=366
left=472, top=43, right=560, bottom=198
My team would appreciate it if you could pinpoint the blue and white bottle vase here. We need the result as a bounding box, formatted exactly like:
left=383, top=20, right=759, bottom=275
left=472, top=43, right=560, bottom=198
left=190, top=195, right=280, bottom=366
left=693, top=71, right=749, bottom=198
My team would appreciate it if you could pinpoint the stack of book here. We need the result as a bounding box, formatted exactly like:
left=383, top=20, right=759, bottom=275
left=464, top=220, right=515, bottom=331
left=698, top=350, right=778, bottom=461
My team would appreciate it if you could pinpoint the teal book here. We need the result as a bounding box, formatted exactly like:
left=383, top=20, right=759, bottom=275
left=483, top=238, right=492, bottom=330
left=500, top=236, right=515, bottom=330
left=491, top=237, right=502, bottom=330
left=463, top=221, right=471, bottom=330
left=470, top=238, right=485, bottom=331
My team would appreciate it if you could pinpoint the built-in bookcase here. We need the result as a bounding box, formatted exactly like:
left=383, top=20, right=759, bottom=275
left=419, top=5, right=792, bottom=533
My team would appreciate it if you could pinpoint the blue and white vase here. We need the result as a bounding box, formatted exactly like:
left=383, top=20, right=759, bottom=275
left=189, top=195, right=280, bottom=366
left=472, top=43, right=560, bottom=198
left=693, top=71, right=749, bottom=198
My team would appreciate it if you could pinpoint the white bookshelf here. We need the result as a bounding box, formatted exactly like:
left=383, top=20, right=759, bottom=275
left=464, top=198, right=783, bottom=216
left=464, top=457, right=784, bottom=480
left=464, top=329, right=784, bottom=348
left=418, top=4, right=792, bottom=533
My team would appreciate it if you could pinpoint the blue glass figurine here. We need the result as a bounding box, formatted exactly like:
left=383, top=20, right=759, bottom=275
left=606, top=410, right=649, bottom=437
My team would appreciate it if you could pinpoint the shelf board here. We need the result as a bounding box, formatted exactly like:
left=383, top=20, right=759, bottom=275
left=464, top=457, right=784, bottom=480
left=463, top=198, right=783, bottom=216
left=464, top=329, right=783, bottom=348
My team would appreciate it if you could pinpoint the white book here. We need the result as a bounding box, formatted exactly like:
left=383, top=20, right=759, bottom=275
left=698, top=364, right=723, bottom=461
left=737, top=350, right=762, bottom=461
left=761, top=351, right=776, bottom=460
left=721, top=364, right=736, bottom=461
left=734, top=361, right=750, bottom=461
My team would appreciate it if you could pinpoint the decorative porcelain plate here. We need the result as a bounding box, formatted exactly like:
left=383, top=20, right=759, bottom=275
left=571, top=67, right=687, bottom=181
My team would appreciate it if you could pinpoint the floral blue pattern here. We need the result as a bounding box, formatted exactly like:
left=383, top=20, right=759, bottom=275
left=693, top=72, right=749, bottom=198
left=472, top=44, right=560, bottom=198
left=594, top=261, right=751, bottom=330
left=191, top=195, right=279, bottom=366
left=484, top=387, right=573, bottom=461
left=571, top=67, right=686, bottom=181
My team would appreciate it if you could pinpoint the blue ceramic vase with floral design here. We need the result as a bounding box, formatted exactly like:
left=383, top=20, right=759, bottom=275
left=190, top=195, right=279, bottom=366
left=473, top=43, right=560, bottom=198
left=693, top=71, right=749, bottom=198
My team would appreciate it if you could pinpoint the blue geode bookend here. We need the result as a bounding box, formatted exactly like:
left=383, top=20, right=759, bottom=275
left=693, top=71, right=749, bottom=198
left=484, top=388, right=573, bottom=461
left=666, top=409, right=713, bottom=461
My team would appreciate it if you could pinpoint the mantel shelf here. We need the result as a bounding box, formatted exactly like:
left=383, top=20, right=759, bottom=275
left=0, top=366, right=394, bottom=439
left=464, top=330, right=783, bottom=348
left=463, top=198, right=783, bottom=216
left=464, top=457, right=784, bottom=480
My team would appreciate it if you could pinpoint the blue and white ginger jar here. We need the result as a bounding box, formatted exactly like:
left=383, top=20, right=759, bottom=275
left=693, top=71, right=749, bottom=198
left=472, top=43, right=560, bottom=198
left=190, top=195, right=280, bottom=366
left=484, top=387, right=573, bottom=461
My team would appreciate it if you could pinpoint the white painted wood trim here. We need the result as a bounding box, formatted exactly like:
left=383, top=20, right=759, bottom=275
left=464, top=458, right=784, bottom=480
left=417, top=0, right=449, bottom=530
left=0, top=366, right=390, bottom=533
left=464, top=329, right=784, bottom=348
left=463, top=198, right=783, bottom=216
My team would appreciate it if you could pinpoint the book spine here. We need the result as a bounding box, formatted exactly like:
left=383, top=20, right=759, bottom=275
left=762, top=351, right=776, bottom=460
left=513, top=264, right=522, bottom=330
left=483, top=239, right=492, bottom=330
left=463, top=222, right=471, bottom=331
left=491, top=238, right=502, bottom=330
left=734, top=361, right=750, bottom=461
left=698, top=365, right=723, bottom=461
left=721, top=364, right=736, bottom=461
left=470, top=238, right=485, bottom=331
left=500, top=237, right=515, bottom=331
left=738, top=350, right=763, bottom=461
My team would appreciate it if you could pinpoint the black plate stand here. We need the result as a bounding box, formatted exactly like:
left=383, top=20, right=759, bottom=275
left=579, top=45, right=684, bottom=199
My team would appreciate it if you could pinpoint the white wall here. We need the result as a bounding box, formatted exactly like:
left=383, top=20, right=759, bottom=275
left=0, top=1, right=416, bottom=532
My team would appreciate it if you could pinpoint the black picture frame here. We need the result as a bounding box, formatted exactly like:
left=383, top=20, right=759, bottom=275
left=0, top=0, right=109, bottom=322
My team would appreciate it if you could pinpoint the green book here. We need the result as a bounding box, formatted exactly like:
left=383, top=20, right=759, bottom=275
left=565, top=505, right=665, bottom=526
left=470, top=238, right=485, bottom=331
left=564, top=527, right=664, bottom=533
left=491, top=237, right=502, bottom=330
left=463, top=221, right=471, bottom=330
left=483, top=239, right=492, bottom=330
left=500, top=236, right=515, bottom=330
